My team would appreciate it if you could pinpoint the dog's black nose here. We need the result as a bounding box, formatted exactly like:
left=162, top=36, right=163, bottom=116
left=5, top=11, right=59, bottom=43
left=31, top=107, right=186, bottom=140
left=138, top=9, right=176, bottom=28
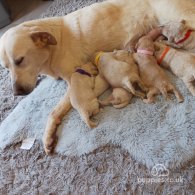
left=13, top=85, right=32, bottom=96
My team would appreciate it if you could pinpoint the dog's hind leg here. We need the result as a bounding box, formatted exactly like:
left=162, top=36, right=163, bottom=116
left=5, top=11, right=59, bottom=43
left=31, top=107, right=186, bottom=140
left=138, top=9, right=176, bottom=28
left=159, top=85, right=170, bottom=101
left=81, top=110, right=98, bottom=129
left=143, top=88, right=158, bottom=104
left=122, top=78, right=145, bottom=99
left=133, top=77, right=148, bottom=92
left=43, top=87, right=72, bottom=154
left=167, top=84, right=184, bottom=103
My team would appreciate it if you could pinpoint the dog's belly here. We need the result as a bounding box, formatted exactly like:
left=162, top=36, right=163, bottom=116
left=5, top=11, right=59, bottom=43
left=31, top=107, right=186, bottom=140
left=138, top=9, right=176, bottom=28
left=60, top=0, right=195, bottom=74
left=65, top=0, right=157, bottom=53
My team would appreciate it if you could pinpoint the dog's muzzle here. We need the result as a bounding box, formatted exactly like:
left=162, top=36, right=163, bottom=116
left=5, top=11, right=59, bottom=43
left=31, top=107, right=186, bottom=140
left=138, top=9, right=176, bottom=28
left=13, top=82, right=33, bottom=96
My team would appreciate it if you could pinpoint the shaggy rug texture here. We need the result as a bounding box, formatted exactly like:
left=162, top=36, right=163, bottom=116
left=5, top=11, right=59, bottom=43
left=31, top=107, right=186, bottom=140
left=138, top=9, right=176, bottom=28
left=0, top=0, right=195, bottom=194
left=0, top=75, right=195, bottom=169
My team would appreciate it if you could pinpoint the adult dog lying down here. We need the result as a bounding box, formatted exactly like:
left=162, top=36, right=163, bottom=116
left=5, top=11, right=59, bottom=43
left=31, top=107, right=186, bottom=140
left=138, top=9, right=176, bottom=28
left=0, top=0, right=195, bottom=154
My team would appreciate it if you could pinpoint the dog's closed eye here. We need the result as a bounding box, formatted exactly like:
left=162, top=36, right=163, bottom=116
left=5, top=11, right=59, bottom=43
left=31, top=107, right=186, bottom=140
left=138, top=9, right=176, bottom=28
left=14, top=57, right=24, bottom=66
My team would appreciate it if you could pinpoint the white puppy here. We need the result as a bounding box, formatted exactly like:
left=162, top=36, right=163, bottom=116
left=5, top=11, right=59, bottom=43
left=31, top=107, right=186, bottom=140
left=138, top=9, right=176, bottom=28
left=161, top=20, right=195, bottom=53
left=155, top=42, right=195, bottom=96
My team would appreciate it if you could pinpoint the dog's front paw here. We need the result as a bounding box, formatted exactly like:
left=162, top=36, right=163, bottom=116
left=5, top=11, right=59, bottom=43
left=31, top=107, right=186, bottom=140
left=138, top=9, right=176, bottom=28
left=43, top=118, right=61, bottom=154
left=43, top=134, right=58, bottom=155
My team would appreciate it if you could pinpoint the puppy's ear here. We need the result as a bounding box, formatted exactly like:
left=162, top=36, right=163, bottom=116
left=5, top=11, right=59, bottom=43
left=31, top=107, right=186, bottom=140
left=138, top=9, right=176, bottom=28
left=180, top=19, right=186, bottom=25
left=30, top=32, right=57, bottom=47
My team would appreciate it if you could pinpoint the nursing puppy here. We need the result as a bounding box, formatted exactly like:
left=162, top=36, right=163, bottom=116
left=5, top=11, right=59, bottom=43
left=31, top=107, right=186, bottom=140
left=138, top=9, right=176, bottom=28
left=161, top=20, right=195, bottom=53
left=134, top=35, right=183, bottom=103
left=70, top=62, right=100, bottom=128
left=155, top=42, right=195, bottom=96
left=99, top=88, right=133, bottom=109
left=94, top=50, right=147, bottom=99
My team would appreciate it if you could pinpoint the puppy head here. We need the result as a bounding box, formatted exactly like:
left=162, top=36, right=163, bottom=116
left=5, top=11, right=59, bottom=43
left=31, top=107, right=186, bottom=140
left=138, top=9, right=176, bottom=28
left=162, top=20, right=189, bottom=43
left=0, top=25, right=57, bottom=96
left=136, top=36, right=154, bottom=51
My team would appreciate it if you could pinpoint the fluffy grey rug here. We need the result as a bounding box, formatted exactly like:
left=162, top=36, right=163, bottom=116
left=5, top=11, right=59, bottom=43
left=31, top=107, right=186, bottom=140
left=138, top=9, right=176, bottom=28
left=0, top=74, right=195, bottom=169
left=0, top=1, right=195, bottom=170
left=0, top=0, right=195, bottom=194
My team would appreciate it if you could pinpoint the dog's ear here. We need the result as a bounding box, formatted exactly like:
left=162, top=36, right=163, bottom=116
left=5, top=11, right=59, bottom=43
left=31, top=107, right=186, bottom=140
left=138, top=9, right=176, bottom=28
left=180, top=19, right=186, bottom=25
left=30, top=32, right=57, bottom=47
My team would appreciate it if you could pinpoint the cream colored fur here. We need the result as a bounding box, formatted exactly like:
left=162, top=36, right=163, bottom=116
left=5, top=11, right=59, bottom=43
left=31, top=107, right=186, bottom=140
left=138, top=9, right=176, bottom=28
left=94, top=50, right=147, bottom=99
left=70, top=63, right=100, bottom=129
left=99, top=88, right=133, bottom=109
left=134, top=36, right=183, bottom=104
left=155, top=42, right=195, bottom=96
left=161, top=20, right=195, bottom=53
left=0, top=0, right=195, bottom=153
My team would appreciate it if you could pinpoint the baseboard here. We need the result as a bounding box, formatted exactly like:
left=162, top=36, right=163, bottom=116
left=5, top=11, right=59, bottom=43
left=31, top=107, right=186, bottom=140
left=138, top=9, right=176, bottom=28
left=0, top=2, right=11, bottom=28
left=0, top=18, right=11, bottom=29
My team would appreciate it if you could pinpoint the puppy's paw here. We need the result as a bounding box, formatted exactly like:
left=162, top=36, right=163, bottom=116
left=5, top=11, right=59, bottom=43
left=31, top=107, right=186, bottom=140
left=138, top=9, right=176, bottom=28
left=88, top=120, right=98, bottom=129
left=43, top=119, right=60, bottom=154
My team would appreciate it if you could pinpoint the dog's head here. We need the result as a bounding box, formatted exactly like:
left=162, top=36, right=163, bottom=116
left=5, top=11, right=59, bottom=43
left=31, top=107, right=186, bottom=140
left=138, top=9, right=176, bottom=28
left=161, top=20, right=189, bottom=43
left=0, top=25, right=57, bottom=96
left=136, top=36, right=154, bottom=51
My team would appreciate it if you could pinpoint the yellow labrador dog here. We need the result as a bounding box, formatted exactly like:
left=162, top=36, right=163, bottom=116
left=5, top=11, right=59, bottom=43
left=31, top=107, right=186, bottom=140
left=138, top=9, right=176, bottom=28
left=0, top=0, right=195, bottom=154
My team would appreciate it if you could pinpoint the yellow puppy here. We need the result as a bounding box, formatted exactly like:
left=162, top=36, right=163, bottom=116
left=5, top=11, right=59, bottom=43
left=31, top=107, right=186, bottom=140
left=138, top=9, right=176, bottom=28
left=70, top=62, right=100, bottom=128
left=94, top=50, right=147, bottom=99
left=99, top=88, right=133, bottom=109
left=134, top=35, right=183, bottom=103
